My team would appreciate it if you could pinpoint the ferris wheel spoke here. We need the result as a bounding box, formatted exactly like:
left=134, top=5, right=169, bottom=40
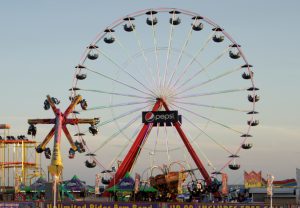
left=151, top=124, right=179, bottom=153
left=131, top=121, right=156, bottom=172
left=174, top=87, right=248, bottom=100
left=162, top=12, right=176, bottom=91
left=234, top=138, right=249, bottom=156
left=173, top=103, right=243, bottom=134
left=79, top=103, right=151, bottom=134
left=85, top=100, right=152, bottom=111
left=80, top=89, right=153, bottom=100
left=184, top=116, right=233, bottom=155
left=182, top=148, right=193, bottom=170
left=92, top=158, right=108, bottom=170
left=128, top=19, right=159, bottom=91
left=175, top=47, right=232, bottom=91
left=173, top=101, right=249, bottom=113
left=108, top=123, right=143, bottom=169
left=168, top=104, right=232, bottom=154
left=111, top=33, right=156, bottom=94
left=131, top=126, right=152, bottom=173
left=109, top=141, right=131, bottom=170
left=147, top=124, right=163, bottom=168
left=149, top=12, right=162, bottom=90
left=175, top=65, right=242, bottom=96
left=218, top=159, right=235, bottom=173
left=193, top=140, right=217, bottom=172
left=87, top=154, right=107, bottom=170
left=170, top=31, right=216, bottom=88
left=166, top=18, right=196, bottom=88
left=84, top=66, right=154, bottom=97
left=92, top=114, right=141, bottom=154
left=182, top=125, right=217, bottom=172
left=74, top=126, right=108, bottom=170
left=97, top=103, right=152, bottom=128
left=150, top=122, right=160, bottom=158
left=164, top=125, right=171, bottom=164
left=94, top=48, right=158, bottom=97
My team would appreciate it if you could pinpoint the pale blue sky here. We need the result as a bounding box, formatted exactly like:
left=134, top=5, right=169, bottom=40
left=0, top=0, right=300, bottom=185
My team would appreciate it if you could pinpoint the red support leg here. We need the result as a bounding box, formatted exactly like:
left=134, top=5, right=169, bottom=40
left=106, top=100, right=162, bottom=191
left=105, top=98, right=220, bottom=197
left=173, top=122, right=212, bottom=185
left=161, top=101, right=212, bottom=185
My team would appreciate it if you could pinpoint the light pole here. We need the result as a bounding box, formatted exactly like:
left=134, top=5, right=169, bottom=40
left=267, top=174, right=275, bottom=208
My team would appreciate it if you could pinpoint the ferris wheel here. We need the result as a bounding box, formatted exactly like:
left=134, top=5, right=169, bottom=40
left=70, top=8, right=259, bottom=187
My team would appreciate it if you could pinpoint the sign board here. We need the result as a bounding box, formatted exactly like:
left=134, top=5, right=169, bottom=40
left=142, top=111, right=181, bottom=126
left=42, top=202, right=287, bottom=208
left=244, top=171, right=262, bottom=188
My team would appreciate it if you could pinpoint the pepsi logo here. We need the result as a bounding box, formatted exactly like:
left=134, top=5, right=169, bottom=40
left=145, top=112, right=154, bottom=122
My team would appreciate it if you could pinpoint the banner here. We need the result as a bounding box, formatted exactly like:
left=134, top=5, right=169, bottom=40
left=43, top=202, right=158, bottom=208
left=262, top=177, right=296, bottom=187
left=142, top=111, right=181, bottom=126
left=42, top=202, right=290, bottom=208
left=221, top=173, right=228, bottom=195
left=244, top=171, right=262, bottom=188
left=273, top=178, right=297, bottom=187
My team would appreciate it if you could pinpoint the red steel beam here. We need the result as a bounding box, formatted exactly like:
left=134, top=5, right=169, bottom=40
left=106, top=99, right=162, bottom=191
left=161, top=101, right=212, bottom=185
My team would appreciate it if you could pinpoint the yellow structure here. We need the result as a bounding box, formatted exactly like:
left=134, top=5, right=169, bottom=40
left=0, top=124, right=40, bottom=191
left=244, top=171, right=263, bottom=188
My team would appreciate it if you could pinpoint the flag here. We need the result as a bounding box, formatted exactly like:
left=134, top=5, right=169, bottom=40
left=177, top=172, right=184, bottom=194
left=95, top=173, right=101, bottom=195
left=134, top=173, right=141, bottom=194
left=221, top=173, right=228, bottom=195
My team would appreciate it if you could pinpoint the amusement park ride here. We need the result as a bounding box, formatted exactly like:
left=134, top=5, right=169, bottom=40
left=0, top=124, right=40, bottom=191
left=27, top=95, right=99, bottom=203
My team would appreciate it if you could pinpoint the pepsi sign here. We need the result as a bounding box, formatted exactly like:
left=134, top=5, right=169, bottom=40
left=142, top=111, right=181, bottom=126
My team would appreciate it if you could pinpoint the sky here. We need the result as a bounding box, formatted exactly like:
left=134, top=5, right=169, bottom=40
left=0, top=0, right=300, bottom=186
